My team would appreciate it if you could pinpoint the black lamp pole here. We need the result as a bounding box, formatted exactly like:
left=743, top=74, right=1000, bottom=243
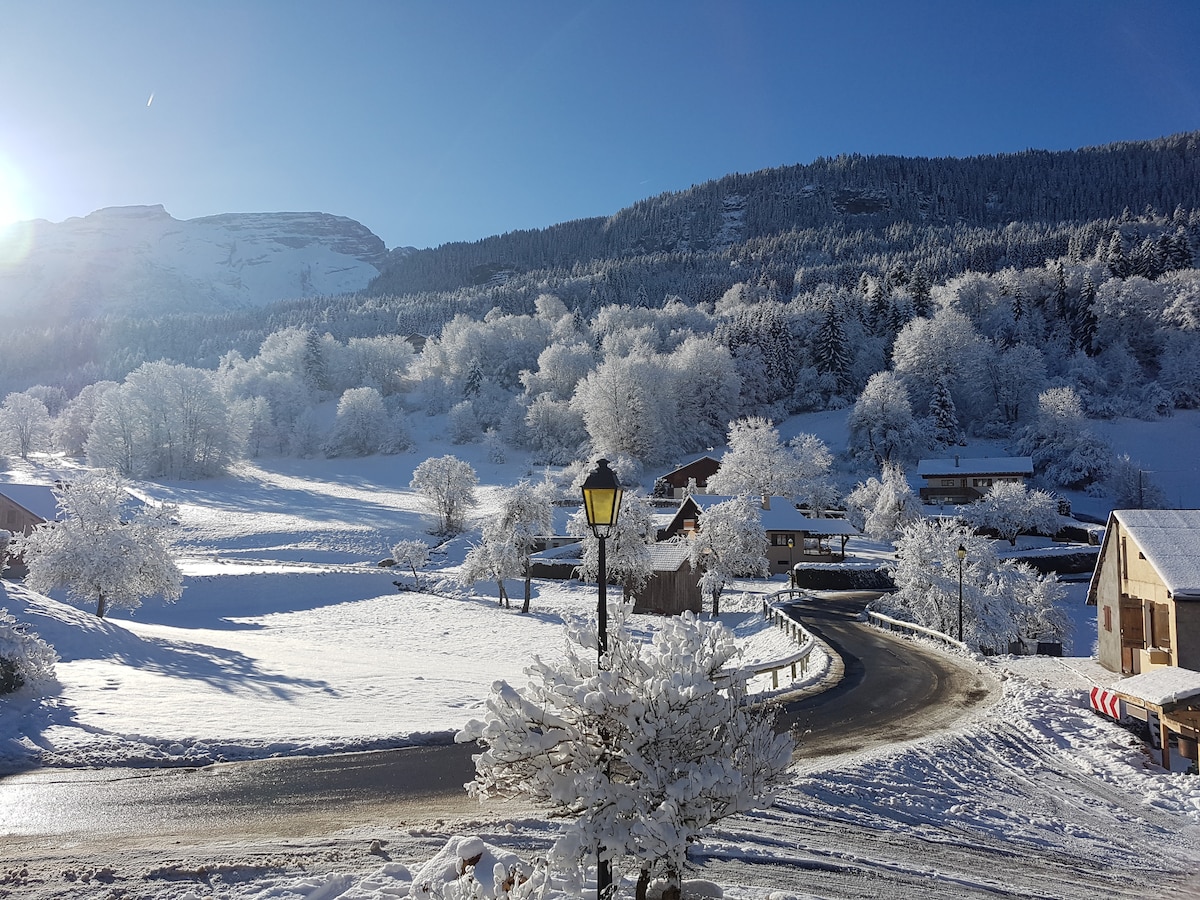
left=956, top=544, right=967, bottom=643
left=580, top=458, right=623, bottom=900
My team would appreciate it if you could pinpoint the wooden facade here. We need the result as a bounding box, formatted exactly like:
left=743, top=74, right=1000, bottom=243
left=916, top=456, right=1034, bottom=505
left=1088, top=509, right=1200, bottom=674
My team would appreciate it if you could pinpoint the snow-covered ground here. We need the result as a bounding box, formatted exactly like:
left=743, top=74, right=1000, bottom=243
left=2, top=416, right=1200, bottom=897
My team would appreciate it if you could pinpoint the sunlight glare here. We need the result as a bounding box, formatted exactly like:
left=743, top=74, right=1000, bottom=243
left=0, top=155, right=34, bottom=267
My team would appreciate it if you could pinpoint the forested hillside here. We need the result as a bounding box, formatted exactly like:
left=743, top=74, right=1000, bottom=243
left=1, top=133, right=1199, bottom=506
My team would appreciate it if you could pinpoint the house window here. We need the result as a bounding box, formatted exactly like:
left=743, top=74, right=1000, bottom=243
left=4, top=510, right=14, bottom=525
left=972, top=478, right=993, bottom=488
left=1103, top=606, right=1112, bottom=632
left=770, top=533, right=794, bottom=547
left=941, top=479, right=956, bottom=487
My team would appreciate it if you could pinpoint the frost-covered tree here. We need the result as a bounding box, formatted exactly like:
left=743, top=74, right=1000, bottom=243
left=688, top=496, right=768, bottom=616
left=927, top=376, right=963, bottom=447
left=390, top=539, right=430, bottom=589
left=496, top=480, right=554, bottom=612
left=1107, top=454, right=1168, bottom=509
left=324, top=387, right=408, bottom=457
left=411, top=455, right=478, bottom=535
left=457, top=606, right=793, bottom=900
left=571, top=349, right=670, bottom=463
left=460, top=524, right=523, bottom=608
left=0, top=608, right=57, bottom=695
left=18, top=471, right=183, bottom=619
left=87, top=361, right=236, bottom=479
left=569, top=491, right=655, bottom=604
left=0, top=530, right=10, bottom=573
left=961, top=481, right=1060, bottom=546
left=1017, top=387, right=1111, bottom=489
left=879, top=517, right=1066, bottom=653
left=847, top=371, right=926, bottom=467
left=708, top=418, right=803, bottom=500
left=845, top=462, right=920, bottom=540
left=0, top=391, right=52, bottom=459
left=52, top=381, right=119, bottom=458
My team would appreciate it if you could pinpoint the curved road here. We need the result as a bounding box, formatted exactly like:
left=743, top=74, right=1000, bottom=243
left=0, top=593, right=994, bottom=845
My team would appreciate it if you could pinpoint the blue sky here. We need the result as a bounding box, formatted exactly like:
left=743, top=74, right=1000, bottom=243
left=1, top=1, right=1199, bottom=250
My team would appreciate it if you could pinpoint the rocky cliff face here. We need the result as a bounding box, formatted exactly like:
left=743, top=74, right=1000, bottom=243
left=0, top=205, right=387, bottom=322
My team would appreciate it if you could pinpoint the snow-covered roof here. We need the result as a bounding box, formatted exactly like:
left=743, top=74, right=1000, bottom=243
left=797, top=516, right=859, bottom=537
left=916, top=457, right=1034, bottom=478
left=1113, top=509, right=1200, bottom=600
left=0, top=483, right=59, bottom=522
left=1113, top=666, right=1200, bottom=708
left=648, top=539, right=691, bottom=572
left=677, top=495, right=858, bottom=536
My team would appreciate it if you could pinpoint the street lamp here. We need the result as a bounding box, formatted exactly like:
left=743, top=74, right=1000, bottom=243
left=581, top=458, right=623, bottom=661
left=956, top=543, right=967, bottom=643
left=580, top=457, right=622, bottom=900
left=787, top=536, right=794, bottom=587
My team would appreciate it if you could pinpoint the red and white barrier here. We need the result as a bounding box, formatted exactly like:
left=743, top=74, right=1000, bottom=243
left=1089, top=686, right=1122, bottom=719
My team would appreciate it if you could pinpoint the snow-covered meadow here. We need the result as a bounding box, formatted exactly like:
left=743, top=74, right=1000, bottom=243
left=2, top=413, right=1200, bottom=897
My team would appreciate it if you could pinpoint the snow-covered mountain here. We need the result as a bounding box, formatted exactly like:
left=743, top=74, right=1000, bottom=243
left=0, top=205, right=388, bottom=321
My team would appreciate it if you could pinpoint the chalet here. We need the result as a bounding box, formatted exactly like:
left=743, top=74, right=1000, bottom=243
left=653, top=456, right=721, bottom=499
left=1087, top=509, right=1200, bottom=674
left=660, top=494, right=858, bottom=577
left=0, top=482, right=59, bottom=576
left=916, top=455, right=1033, bottom=505
left=0, top=483, right=58, bottom=536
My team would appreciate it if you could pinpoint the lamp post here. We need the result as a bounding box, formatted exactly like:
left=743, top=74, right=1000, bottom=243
left=580, top=457, right=622, bottom=900
left=581, top=458, right=623, bottom=661
left=787, top=536, right=794, bottom=588
left=956, top=543, right=967, bottom=643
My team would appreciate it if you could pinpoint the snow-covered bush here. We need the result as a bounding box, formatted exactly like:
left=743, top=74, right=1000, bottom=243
left=0, top=609, right=57, bottom=694
left=879, top=517, right=1067, bottom=653
left=845, top=462, right=919, bottom=540
left=458, top=606, right=793, bottom=900
left=390, top=540, right=430, bottom=589
left=411, top=455, right=478, bottom=535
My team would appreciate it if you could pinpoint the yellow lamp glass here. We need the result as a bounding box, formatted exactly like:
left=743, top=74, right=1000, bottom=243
left=581, top=458, right=623, bottom=535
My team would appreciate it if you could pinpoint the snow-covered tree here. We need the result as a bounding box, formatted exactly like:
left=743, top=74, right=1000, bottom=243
left=688, top=496, right=768, bottom=616
left=494, top=481, right=554, bottom=613
left=411, top=455, right=478, bottom=535
left=18, top=471, right=183, bottom=619
left=0, top=530, right=10, bottom=573
left=457, top=605, right=794, bottom=900
left=571, top=348, right=670, bottom=463
left=709, top=418, right=810, bottom=501
left=1107, top=454, right=1168, bottom=509
left=927, top=376, right=963, bottom=447
left=844, top=462, right=920, bottom=540
left=879, top=517, right=1066, bottom=653
left=324, top=387, right=408, bottom=457
left=390, top=539, right=430, bottom=589
left=1017, top=387, right=1111, bottom=489
left=569, top=491, right=655, bottom=603
left=460, top=524, right=523, bottom=608
left=961, top=481, right=1060, bottom=546
left=87, top=361, right=236, bottom=479
left=0, top=608, right=57, bottom=694
left=846, top=371, right=926, bottom=467
left=0, top=391, right=52, bottom=459
left=52, top=381, right=119, bottom=458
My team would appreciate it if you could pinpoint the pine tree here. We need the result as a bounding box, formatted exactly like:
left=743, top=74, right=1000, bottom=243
left=815, top=299, right=852, bottom=395
left=909, top=266, right=932, bottom=318
left=929, top=376, right=963, bottom=447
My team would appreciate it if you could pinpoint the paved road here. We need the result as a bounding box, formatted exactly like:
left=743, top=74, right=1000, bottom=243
left=0, top=593, right=993, bottom=845
left=779, top=592, right=994, bottom=759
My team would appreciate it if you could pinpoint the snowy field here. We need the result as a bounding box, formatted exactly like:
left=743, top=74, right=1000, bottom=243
left=2, top=414, right=1200, bottom=897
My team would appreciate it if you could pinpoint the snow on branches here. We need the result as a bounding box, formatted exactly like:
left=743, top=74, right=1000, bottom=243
left=18, top=471, right=183, bottom=619
left=457, top=605, right=793, bottom=899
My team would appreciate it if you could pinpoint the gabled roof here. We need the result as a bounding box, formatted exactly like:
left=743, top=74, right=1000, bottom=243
left=0, top=483, right=60, bottom=522
left=648, top=538, right=692, bottom=572
left=916, top=456, right=1033, bottom=478
left=1109, top=509, right=1200, bottom=600
left=666, top=494, right=859, bottom=537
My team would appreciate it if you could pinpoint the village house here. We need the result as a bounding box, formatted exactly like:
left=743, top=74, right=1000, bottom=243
left=659, top=494, right=857, bottom=577
left=915, top=455, right=1034, bottom=505
left=652, top=455, right=721, bottom=499
left=1087, top=508, right=1200, bottom=675
left=0, top=482, right=60, bottom=576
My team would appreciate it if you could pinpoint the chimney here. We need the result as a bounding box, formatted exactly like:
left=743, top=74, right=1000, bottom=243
left=761, top=495, right=771, bottom=510
left=955, top=455, right=960, bottom=467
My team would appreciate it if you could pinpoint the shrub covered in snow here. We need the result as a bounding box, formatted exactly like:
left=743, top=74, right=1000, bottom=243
left=0, top=608, right=57, bottom=694
left=458, top=605, right=793, bottom=899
